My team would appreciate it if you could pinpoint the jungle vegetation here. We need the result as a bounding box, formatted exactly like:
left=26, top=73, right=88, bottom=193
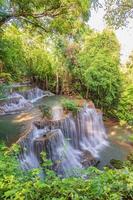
left=0, top=0, right=133, bottom=199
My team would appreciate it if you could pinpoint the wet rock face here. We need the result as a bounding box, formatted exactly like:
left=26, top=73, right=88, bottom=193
left=109, top=159, right=123, bottom=169
left=34, top=130, right=97, bottom=170
left=0, top=88, right=54, bottom=115
left=0, top=94, right=32, bottom=115
left=33, top=131, right=97, bottom=171
left=81, top=150, right=97, bottom=167
left=88, top=101, right=95, bottom=109
left=19, top=106, right=108, bottom=177
left=0, top=107, right=5, bottom=114
left=0, top=97, right=21, bottom=105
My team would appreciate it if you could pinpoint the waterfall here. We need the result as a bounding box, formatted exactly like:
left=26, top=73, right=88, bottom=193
left=0, top=87, right=54, bottom=115
left=77, top=107, right=108, bottom=157
left=18, top=106, right=108, bottom=177
left=20, top=87, right=45, bottom=103
left=0, top=93, right=32, bottom=114
left=19, top=126, right=45, bottom=170
left=51, top=106, right=64, bottom=121
left=33, top=129, right=82, bottom=177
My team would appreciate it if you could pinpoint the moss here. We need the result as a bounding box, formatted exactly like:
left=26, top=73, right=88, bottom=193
left=110, top=159, right=123, bottom=169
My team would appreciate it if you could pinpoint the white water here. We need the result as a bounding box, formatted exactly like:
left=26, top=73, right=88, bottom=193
left=0, top=93, right=32, bottom=114
left=52, top=106, right=64, bottom=121
left=0, top=88, right=54, bottom=115
left=21, top=87, right=46, bottom=103
left=18, top=106, right=108, bottom=177
left=79, top=107, right=108, bottom=157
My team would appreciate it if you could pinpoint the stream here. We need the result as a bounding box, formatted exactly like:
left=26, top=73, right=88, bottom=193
left=0, top=93, right=132, bottom=169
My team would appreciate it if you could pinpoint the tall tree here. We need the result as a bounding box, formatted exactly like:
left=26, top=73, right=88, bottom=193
left=73, top=29, right=121, bottom=111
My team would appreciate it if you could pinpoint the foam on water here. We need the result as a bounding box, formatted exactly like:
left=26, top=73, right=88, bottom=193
left=0, top=88, right=53, bottom=115
left=18, top=106, right=108, bottom=177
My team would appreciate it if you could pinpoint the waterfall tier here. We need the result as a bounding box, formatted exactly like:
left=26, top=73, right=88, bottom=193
left=18, top=106, right=108, bottom=177
left=0, top=87, right=54, bottom=115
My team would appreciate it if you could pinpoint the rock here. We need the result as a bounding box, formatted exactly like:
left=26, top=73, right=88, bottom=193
left=109, top=159, right=123, bottom=169
left=88, top=101, right=95, bottom=109
left=0, top=107, right=5, bottom=114
left=0, top=93, right=32, bottom=115
left=44, top=91, right=55, bottom=96
left=127, top=153, right=133, bottom=164
left=81, top=150, right=97, bottom=167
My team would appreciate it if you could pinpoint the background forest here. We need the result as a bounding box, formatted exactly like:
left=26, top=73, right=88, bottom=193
left=0, top=0, right=133, bottom=199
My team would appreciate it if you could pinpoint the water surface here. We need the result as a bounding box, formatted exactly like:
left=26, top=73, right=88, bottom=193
left=0, top=95, right=132, bottom=167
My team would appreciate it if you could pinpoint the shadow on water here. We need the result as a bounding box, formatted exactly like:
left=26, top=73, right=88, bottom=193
left=0, top=95, right=63, bottom=146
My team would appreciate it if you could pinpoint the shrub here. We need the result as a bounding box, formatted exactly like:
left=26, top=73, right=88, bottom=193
left=0, top=84, right=10, bottom=99
left=61, top=99, right=80, bottom=115
left=116, top=85, right=133, bottom=125
left=39, top=104, right=52, bottom=119
left=0, top=144, right=133, bottom=199
left=0, top=72, right=12, bottom=82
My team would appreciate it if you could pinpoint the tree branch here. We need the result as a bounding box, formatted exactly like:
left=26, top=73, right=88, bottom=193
left=0, top=5, right=66, bottom=27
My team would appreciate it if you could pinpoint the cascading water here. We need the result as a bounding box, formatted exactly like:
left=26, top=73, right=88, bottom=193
left=0, top=87, right=54, bottom=115
left=34, top=129, right=82, bottom=177
left=20, top=87, right=52, bottom=103
left=19, top=126, right=46, bottom=170
left=0, top=93, right=32, bottom=114
left=18, top=105, right=108, bottom=177
left=51, top=106, right=64, bottom=121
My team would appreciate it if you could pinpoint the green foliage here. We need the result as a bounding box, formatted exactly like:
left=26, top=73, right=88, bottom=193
left=39, top=104, right=52, bottom=119
left=116, top=84, right=133, bottom=125
left=112, top=54, right=133, bottom=125
left=0, top=26, right=27, bottom=80
left=109, top=159, right=123, bottom=169
left=0, top=0, right=91, bottom=34
left=74, top=30, right=121, bottom=112
left=0, top=72, right=12, bottom=82
left=61, top=99, right=80, bottom=115
left=0, top=26, right=122, bottom=115
left=0, top=84, right=9, bottom=99
left=1, top=144, right=133, bottom=199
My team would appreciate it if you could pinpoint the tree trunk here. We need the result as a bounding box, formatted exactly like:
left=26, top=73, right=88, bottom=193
left=45, top=75, right=48, bottom=90
left=56, top=73, right=59, bottom=94
left=86, top=88, right=89, bottom=99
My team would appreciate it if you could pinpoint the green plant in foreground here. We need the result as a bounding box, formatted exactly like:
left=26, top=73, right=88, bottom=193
left=1, top=143, right=133, bottom=200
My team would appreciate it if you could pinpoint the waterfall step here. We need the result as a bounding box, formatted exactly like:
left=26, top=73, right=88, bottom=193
left=18, top=106, right=108, bottom=177
left=0, top=88, right=54, bottom=115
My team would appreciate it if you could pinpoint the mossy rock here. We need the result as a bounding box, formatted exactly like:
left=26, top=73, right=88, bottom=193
left=39, top=104, right=52, bottom=119
left=110, top=159, right=123, bottom=169
left=0, top=72, right=12, bottom=82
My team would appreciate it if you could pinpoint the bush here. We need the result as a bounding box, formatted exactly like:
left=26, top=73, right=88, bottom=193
left=61, top=99, right=80, bottom=115
left=0, top=72, right=12, bottom=83
left=39, top=104, right=52, bottom=119
left=0, top=84, right=10, bottom=99
left=1, top=144, right=133, bottom=199
left=116, top=85, right=133, bottom=125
